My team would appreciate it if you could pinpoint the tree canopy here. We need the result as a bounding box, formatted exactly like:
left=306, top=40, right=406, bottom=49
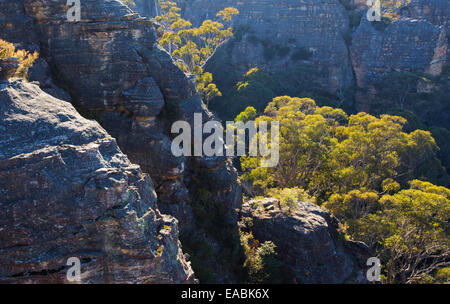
left=154, top=1, right=238, bottom=105
left=237, top=96, right=449, bottom=283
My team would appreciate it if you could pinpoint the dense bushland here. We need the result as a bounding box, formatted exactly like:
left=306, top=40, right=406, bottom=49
left=237, top=96, right=449, bottom=283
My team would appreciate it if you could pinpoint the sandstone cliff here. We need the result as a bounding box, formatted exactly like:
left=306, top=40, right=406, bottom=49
left=165, top=0, right=354, bottom=94
left=0, top=79, right=194, bottom=283
left=400, top=0, right=450, bottom=32
left=0, top=0, right=243, bottom=283
left=0, top=0, right=428, bottom=284
left=138, top=0, right=449, bottom=127
left=5, top=0, right=241, bottom=233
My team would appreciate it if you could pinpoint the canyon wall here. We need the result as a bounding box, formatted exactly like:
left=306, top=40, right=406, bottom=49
left=171, top=0, right=354, bottom=94
left=351, top=16, right=448, bottom=112
left=0, top=0, right=241, bottom=283
left=133, top=0, right=449, bottom=121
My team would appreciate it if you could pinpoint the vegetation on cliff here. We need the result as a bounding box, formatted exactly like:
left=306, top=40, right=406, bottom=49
left=155, top=1, right=238, bottom=105
left=0, top=39, right=38, bottom=79
left=237, top=96, right=449, bottom=283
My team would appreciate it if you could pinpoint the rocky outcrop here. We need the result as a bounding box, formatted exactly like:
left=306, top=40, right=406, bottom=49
left=133, top=0, right=159, bottom=18
left=239, top=198, right=371, bottom=284
left=0, top=0, right=241, bottom=283
left=351, top=17, right=448, bottom=112
left=138, top=0, right=448, bottom=120
left=400, top=0, right=450, bottom=32
left=0, top=80, right=194, bottom=283
left=0, top=0, right=242, bottom=235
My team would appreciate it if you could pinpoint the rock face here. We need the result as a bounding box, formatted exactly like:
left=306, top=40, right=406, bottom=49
left=0, top=58, right=19, bottom=80
left=400, top=0, right=450, bottom=32
left=134, top=0, right=449, bottom=119
left=142, top=0, right=354, bottom=94
left=240, top=198, right=371, bottom=284
left=3, top=0, right=444, bottom=284
left=0, top=0, right=241, bottom=283
left=351, top=17, right=448, bottom=112
left=133, top=0, right=159, bottom=17
left=0, top=80, right=194, bottom=283
left=0, top=0, right=242, bottom=235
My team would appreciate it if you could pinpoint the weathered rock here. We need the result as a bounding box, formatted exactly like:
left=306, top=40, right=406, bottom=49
left=351, top=17, right=448, bottom=112
left=0, top=57, right=19, bottom=80
left=133, top=0, right=159, bottom=18
left=0, top=80, right=194, bottom=283
left=0, top=0, right=242, bottom=282
left=400, top=0, right=450, bottom=32
left=0, top=0, right=242, bottom=233
left=240, top=198, right=371, bottom=284
left=147, top=0, right=354, bottom=94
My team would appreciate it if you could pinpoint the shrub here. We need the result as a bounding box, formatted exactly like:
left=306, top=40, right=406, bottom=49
left=0, top=39, right=38, bottom=79
left=240, top=231, right=282, bottom=283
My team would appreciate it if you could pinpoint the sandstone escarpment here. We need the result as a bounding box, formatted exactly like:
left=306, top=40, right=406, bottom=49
left=0, top=0, right=242, bottom=234
left=400, top=0, right=450, bottom=32
left=139, top=0, right=448, bottom=121
left=240, top=198, right=371, bottom=284
left=351, top=16, right=448, bottom=112
left=0, top=80, right=194, bottom=283
left=160, top=0, right=354, bottom=94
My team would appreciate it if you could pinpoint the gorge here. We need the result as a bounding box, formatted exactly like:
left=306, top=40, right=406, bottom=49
left=0, top=0, right=448, bottom=284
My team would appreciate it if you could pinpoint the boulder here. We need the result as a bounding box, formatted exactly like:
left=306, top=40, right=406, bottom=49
left=240, top=198, right=372, bottom=284
left=0, top=80, right=194, bottom=283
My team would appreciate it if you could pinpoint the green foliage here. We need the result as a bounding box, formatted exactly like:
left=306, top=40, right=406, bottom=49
left=208, top=61, right=349, bottom=122
left=324, top=180, right=449, bottom=284
left=154, top=1, right=238, bottom=104
left=373, top=67, right=450, bottom=133
left=240, top=96, right=447, bottom=201
left=375, top=71, right=422, bottom=109
left=435, top=268, right=450, bottom=283
left=235, top=106, right=257, bottom=123
left=381, top=0, right=411, bottom=12
left=240, top=231, right=282, bottom=283
left=183, top=238, right=215, bottom=283
left=187, top=184, right=245, bottom=282
left=372, top=69, right=450, bottom=177
left=210, top=67, right=277, bottom=121
left=431, top=127, right=450, bottom=175
left=324, top=190, right=380, bottom=221
left=268, top=187, right=315, bottom=214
